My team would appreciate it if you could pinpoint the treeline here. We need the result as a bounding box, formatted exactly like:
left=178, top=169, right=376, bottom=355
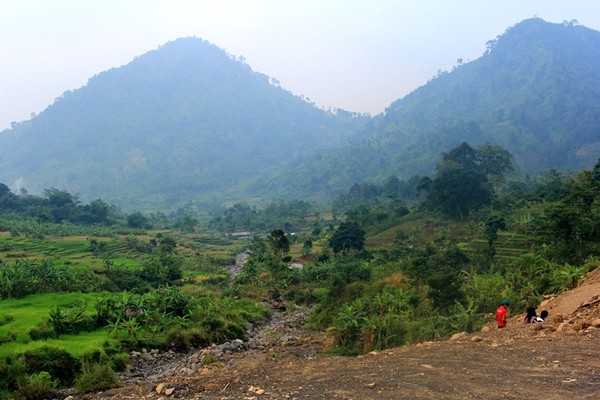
left=0, top=184, right=202, bottom=233
left=0, top=184, right=118, bottom=226
left=332, top=175, right=419, bottom=217
left=208, top=200, right=315, bottom=233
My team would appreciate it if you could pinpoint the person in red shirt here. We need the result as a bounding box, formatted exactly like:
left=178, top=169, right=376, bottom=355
left=496, top=299, right=509, bottom=328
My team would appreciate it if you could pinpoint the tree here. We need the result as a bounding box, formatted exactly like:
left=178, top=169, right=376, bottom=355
left=426, top=165, right=493, bottom=218
left=44, top=188, right=79, bottom=222
left=127, top=211, right=149, bottom=229
left=269, top=229, right=290, bottom=258
left=534, top=168, right=600, bottom=262
left=424, top=142, right=513, bottom=218
left=484, top=212, right=507, bottom=265
left=592, top=157, right=600, bottom=182
left=329, top=222, right=366, bottom=253
left=301, top=239, right=313, bottom=258
left=177, top=215, right=198, bottom=233
left=88, top=199, right=110, bottom=224
left=476, top=143, right=514, bottom=177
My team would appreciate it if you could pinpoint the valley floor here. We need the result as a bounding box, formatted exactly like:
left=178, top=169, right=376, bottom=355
left=82, top=270, right=600, bottom=400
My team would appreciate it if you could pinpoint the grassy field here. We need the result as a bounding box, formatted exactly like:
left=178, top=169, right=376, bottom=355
left=0, top=292, right=110, bottom=357
left=0, top=229, right=245, bottom=362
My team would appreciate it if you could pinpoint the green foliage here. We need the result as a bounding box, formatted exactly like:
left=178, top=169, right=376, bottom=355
left=0, top=255, right=161, bottom=299
left=423, top=142, right=512, bottom=218
left=74, top=363, right=119, bottom=394
left=268, top=229, right=290, bottom=258
left=188, top=296, right=268, bottom=345
left=49, top=301, right=95, bottom=335
left=332, top=176, right=416, bottom=220
left=209, top=200, right=315, bottom=233
left=109, top=352, right=130, bottom=372
left=483, top=211, right=508, bottom=265
left=0, top=37, right=369, bottom=211
left=0, top=357, right=27, bottom=396
left=0, top=186, right=129, bottom=229
left=444, top=298, right=487, bottom=333
left=16, top=371, right=58, bottom=400
left=329, top=222, right=366, bottom=253
left=140, top=254, right=183, bottom=286
left=532, top=169, right=600, bottom=262
left=0, top=212, right=141, bottom=237
left=22, top=346, right=81, bottom=386
left=399, top=238, right=469, bottom=312
left=331, top=287, right=417, bottom=355
left=462, top=271, right=509, bottom=314
left=0, top=259, right=74, bottom=299
left=127, top=211, right=150, bottom=229
left=122, top=235, right=154, bottom=253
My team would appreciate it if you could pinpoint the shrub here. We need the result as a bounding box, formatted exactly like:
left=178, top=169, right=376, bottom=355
left=74, top=364, right=119, bottom=394
left=0, top=357, right=27, bottom=394
left=28, top=322, right=57, bottom=341
left=110, top=353, right=130, bottom=372
left=49, top=301, right=95, bottom=335
left=166, top=329, right=191, bottom=351
left=186, top=327, right=211, bottom=348
left=17, top=371, right=58, bottom=400
left=22, top=346, right=81, bottom=386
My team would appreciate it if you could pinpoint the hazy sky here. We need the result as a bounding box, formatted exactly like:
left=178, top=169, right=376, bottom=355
left=1, top=0, right=599, bottom=130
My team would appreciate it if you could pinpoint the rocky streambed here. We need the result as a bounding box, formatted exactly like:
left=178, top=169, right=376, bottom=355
left=118, top=304, right=321, bottom=386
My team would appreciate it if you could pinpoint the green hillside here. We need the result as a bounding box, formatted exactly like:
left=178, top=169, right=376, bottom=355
left=0, top=19, right=598, bottom=210
left=254, top=19, right=600, bottom=202
left=0, top=38, right=368, bottom=211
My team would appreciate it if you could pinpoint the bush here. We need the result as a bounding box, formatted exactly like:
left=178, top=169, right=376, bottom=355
left=186, top=327, right=211, bottom=348
left=0, top=331, right=17, bottom=345
left=110, top=353, right=130, bottom=372
left=22, top=346, right=81, bottom=386
left=28, top=322, right=57, bottom=341
left=17, top=371, right=58, bottom=400
left=166, top=329, right=192, bottom=351
left=49, top=302, right=95, bottom=335
left=0, top=357, right=27, bottom=394
left=74, top=364, right=119, bottom=394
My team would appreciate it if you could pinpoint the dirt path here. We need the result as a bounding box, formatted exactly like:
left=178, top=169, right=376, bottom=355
left=84, top=269, right=600, bottom=400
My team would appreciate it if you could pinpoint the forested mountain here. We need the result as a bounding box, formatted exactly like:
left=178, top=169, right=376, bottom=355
left=0, top=37, right=368, bottom=211
left=253, top=18, right=600, bottom=201
left=1, top=19, right=598, bottom=211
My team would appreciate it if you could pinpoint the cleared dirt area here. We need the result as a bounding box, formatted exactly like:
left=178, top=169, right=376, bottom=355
left=84, top=270, right=600, bottom=400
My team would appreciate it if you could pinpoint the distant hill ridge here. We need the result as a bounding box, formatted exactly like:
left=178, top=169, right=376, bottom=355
left=254, top=18, right=600, bottom=201
left=0, top=37, right=368, bottom=210
left=1, top=18, right=599, bottom=210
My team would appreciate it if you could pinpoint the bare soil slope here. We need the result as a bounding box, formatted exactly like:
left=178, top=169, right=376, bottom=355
left=85, top=269, right=600, bottom=400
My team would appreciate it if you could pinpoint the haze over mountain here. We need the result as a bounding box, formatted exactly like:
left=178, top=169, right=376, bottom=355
left=255, top=18, right=600, bottom=201
left=1, top=18, right=599, bottom=211
left=0, top=38, right=369, bottom=210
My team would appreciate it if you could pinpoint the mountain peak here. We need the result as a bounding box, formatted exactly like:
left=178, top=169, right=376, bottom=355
left=0, top=36, right=367, bottom=210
